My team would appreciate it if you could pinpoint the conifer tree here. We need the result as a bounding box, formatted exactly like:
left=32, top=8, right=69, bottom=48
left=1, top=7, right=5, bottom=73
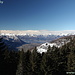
left=23, top=50, right=31, bottom=75
left=16, top=49, right=24, bottom=75
left=67, top=50, right=75, bottom=71
left=40, top=52, right=47, bottom=75
left=47, top=45, right=51, bottom=53
left=29, top=47, right=41, bottom=75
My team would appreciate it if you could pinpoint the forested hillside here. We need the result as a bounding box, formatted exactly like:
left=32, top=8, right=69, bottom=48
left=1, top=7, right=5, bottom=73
left=0, top=36, right=75, bottom=75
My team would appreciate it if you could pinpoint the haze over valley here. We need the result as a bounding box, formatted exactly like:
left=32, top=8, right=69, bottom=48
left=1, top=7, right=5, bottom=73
left=1, top=30, right=75, bottom=51
left=1, top=30, right=75, bottom=36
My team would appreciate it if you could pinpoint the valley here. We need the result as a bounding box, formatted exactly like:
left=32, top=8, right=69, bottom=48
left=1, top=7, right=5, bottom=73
left=1, top=30, right=75, bottom=51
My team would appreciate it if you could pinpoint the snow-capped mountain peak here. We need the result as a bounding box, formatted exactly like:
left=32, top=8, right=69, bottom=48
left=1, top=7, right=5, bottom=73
left=1, top=30, right=75, bottom=36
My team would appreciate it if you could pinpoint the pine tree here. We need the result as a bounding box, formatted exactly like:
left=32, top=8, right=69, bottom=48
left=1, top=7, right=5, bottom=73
left=16, top=50, right=24, bottom=75
left=28, top=47, right=41, bottom=75
left=40, top=52, right=47, bottom=75
left=67, top=50, right=75, bottom=72
left=47, top=45, right=51, bottom=53
left=23, top=50, right=31, bottom=75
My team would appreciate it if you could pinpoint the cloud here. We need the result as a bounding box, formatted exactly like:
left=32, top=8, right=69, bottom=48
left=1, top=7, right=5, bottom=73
left=0, top=0, right=4, bottom=4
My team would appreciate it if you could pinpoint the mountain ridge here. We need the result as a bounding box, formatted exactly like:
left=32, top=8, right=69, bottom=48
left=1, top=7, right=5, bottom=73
left=37, top=35, right=74, bottom=53
left=1, top=30, right=75, bottom=36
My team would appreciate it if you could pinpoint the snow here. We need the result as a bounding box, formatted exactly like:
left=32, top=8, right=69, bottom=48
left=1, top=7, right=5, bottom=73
left=37, top=39, right=70, bottom=54
left=37, top=42, right=58, bottom=53
left=1, top=30, right=75, bottom=36
left=37, top=48, right=47, bottom=54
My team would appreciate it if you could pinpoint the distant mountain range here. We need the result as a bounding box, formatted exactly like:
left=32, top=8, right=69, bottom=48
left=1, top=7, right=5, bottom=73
left=1, top=30, right=75, bottom=36
left=1, top=34, right=61, bottom=51
left=1, top=30, right=75, bottom=51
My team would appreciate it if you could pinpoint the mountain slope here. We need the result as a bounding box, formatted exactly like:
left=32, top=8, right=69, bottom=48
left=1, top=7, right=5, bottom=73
left=0, top=37, right=7, bottom=50
left=2, top=35, right=28, bottom=51
left=37, top=35, right=74, bottom=53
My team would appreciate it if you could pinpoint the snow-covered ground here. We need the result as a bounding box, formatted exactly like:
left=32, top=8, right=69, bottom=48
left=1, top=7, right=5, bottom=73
left=37, top=39, right=70, bottom=54
left=37, top=42, right=59, bottom=54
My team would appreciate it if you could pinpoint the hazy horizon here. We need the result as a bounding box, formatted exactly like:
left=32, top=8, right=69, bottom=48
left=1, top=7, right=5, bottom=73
left=0, top=29, right=75, bottom=31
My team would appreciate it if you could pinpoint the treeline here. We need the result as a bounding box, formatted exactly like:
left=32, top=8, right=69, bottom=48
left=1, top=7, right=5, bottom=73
left=0, top=39, right=75, bottom=75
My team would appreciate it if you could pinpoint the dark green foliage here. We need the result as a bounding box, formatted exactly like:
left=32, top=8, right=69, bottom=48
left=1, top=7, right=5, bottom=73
left=23, top=50, right=32, bottom=75
left=67, top=51, right=75, bottom=72
left=16, top=50, right=24, bottom=75
left=1, top=37, right=75, bottom=75
left=0, top=49, right=19, bottom=75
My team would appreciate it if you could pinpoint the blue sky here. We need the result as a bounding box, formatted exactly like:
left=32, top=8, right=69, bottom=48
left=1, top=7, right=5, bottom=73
left=0, top=0, right=75, bottom=30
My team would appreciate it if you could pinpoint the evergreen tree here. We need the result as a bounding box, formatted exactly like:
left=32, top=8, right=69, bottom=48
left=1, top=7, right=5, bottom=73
left=47, top=45, right=51, bottom=53
left=23, top=50, right=31, bottom=75
left=30, top=47, right=42, bottom=75
left=16, top=49, right=24, bottom=75
left=67, top=50, right=75, bottom=72
left=40, top=52, right=47, bottom=75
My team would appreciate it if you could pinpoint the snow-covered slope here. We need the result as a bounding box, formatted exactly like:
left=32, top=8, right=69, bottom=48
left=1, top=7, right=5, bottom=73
left=37, top=36, right=71, bottom=53
left=37, top=42, right=57, bottom=54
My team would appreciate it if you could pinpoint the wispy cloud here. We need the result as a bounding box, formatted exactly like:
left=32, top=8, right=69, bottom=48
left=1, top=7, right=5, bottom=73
left=0, top=0, right=4, bottom=4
